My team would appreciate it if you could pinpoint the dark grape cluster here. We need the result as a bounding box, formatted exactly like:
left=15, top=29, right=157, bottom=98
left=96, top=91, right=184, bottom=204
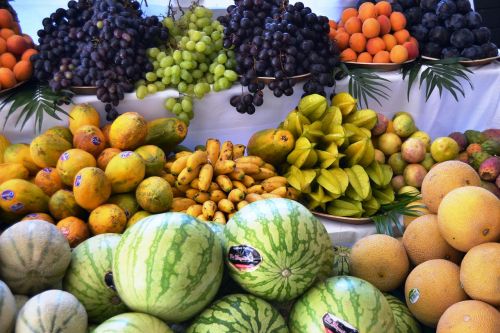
left=219, top=0, right=340, bottom=114
left=32, top=0, right=168, bottom=120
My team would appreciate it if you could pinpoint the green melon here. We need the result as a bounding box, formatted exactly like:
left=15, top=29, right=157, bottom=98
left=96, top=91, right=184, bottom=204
left=332, top=245, right=351, bottom=276
left=289, top=276, right=396, bottom=333
left=205, top=222, right=225, bottom=247
left=187, top=294, right=289, bottom=333
left=223, top=198, right=327, bottom=302
left=0, top=280, right=16, bottom=333
left=0, top=220, right=72, bottom=295
left=94, top=313, right=173, bottom=333
left=63, top=234, right=128, bottom=324
left=384, top=294, right=421, bottom=333
left=16, top=290, right=87, bottom=333
left=113, top=213, right=223, bottom=323
left=316, top=231, right=335, bottom=281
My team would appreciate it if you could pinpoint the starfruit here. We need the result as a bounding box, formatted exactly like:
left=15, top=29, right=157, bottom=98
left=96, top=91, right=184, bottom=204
left=323, top=124, right=345, bottom=146
left=316, top=143, right=339, bottom=169
left=282, top=110, right=310, bottom=139
left=307, top=185, right=332, bottom=211
left=362, top=196, right=381, bottom=217
left=344, top=139, right=369, bottom=167
left=327, top=197, right=364, bottom=217
left=298, top=94, right=328, bottom=122
left=316, top=169, right=343, bottom=199
left=321, top=106, right=343, bottom=126
left=366, top=161, right=385, bottom=187
left=286, top=165, right=317, bottom=194
left=302, top=121, right=324, bottom=143
left=345, top=165, right=371, bottom=200
left=331, top=92, right=357, bottom=116
left=286, top=137, right=318, bottom=169
left=372, top=186, right=395, bottom=205
left=330, top=168, right=349, bottom=193
left=343, top=124, right=369, bottom=143
left=345, top=109, right=378, bottom=130
left=358, top=139, right=375, bottom=167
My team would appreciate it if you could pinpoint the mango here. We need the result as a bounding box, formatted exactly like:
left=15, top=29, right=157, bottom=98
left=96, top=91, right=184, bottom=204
left=0, top=179, right=49, bottom=214
left=247, top=128, right=295, bottom=166
left=105, top=151, right=145, bottom=193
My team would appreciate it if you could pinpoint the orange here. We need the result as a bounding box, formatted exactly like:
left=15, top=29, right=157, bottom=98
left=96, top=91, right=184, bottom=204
left=383, top=34, right=398, bottom=51
left=390, top=45, right=409, bottom=64
left=0, top=67, right=16, bottom=88
left=21, top=48, right=38, bottom=62
left=0, top=37, right=5, bottom=53
left=405, top=259, right=468, bottom=327
left=328, top=28, right=336, bottom=40
left=329, top=20, right=337, bottom=29
left=403, top=41, right=419, bottom=59
left=366, top=37, right=386, bottom=55
left=341, top=8, right=358, bottom=25
left=349, top=32, right=367, bottom=53
left=0, top=28, right=14, bottom=40
left=362, top=18, right=381, bottom=38
left=6, top=35, right=28, bottom=56
left=340, top=48, right=357, bottom=62
left=334, top=31, right=350, bottom=50
left=350, top=234, right=410, bottom=292
left=460, top=242, right=500, bottom=306
left=390, top=12, right=407, bottom=31
left=358, top=2, right=377, bottom=22
left=0, top=9, right=13, bottom=29
left=375, top=1, right=392, bottom=16
left=22, top=34, right=34, bottom=48
left=377, top=15, right=391, bottom=35
left=373, top=50, right=390, bottom=63
left=345, top=16, right=362, bottom=34
left=394, top=29, right=410, bottom=44
left=13, top=60, right=32, bottom=82
left=12, top=22, right=21, bottom=35
left=357, top=52, right=373, bottom=63
left=57, top=216, right=90, bottom=248
left=0, top=52, right=16, bottom=69
left=436, top=300, right=500, bottom=333
left=402, top=214, right=463, bottom=265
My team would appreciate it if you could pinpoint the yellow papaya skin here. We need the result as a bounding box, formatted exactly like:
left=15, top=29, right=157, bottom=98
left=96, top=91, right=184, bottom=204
left=247, top=129, right=295, bottom=166
left=105, top=151, right=145, bottom=193
left=145, top=118, right=188, bottom=152
left=0, top=179, right=49, bottom=214
left=0, top=163, right=29, bottom=184
left=74, top=167, right=112, bottom=211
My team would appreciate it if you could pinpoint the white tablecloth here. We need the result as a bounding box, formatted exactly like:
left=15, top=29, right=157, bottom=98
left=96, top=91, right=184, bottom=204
left=1, top=62, right=499, bottom=244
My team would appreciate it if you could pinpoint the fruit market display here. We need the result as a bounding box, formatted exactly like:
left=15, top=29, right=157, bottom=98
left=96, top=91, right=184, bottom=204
left=331, top=1, right=420, bottom=63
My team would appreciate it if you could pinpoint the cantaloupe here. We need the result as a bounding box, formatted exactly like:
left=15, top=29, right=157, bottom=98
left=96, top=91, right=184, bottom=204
left=0, top=280, right=15, bottom=333
left=16, top=290, right=87, bottom=333
left=436, top=300, right=500, bottom=333
left=421, top=161, right=481, bottom=213
left=56, top=148, right=96, bottom=186
left=0, top=220, right=72, bottom=295
left=73, top=167, right=111, bottom=211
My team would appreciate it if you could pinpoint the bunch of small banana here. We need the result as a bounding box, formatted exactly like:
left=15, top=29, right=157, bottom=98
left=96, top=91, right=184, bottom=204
left=164, top=139, right=300, bottom=223
left=280, top=92, right=396, bottom=218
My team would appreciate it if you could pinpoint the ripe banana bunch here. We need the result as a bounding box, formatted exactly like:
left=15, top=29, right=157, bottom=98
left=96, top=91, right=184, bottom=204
left=286, top=137, right=318, bottom=169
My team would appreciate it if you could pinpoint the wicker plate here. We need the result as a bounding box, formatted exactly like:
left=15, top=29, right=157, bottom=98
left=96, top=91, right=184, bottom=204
left=0, top=81, right=27, bottom=97
left=421, top=50, right=500, bottom=67
left=70, top=86, right=98, bottom=95
left=312, top=211, right=372, bottom=225
left=342, top=59, right=415, bottom=71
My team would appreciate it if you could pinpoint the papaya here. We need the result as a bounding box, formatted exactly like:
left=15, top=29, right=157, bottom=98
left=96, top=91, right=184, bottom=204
left=134, top=145, right=166, bottom=176
left=135, top=176, right=173, bottom=213
left=72, top=125, right=106, bottom=157
left=49, top=189, right=85, bottom=220
left=126, top=210, right=151, bottom=228
left=21, top=212, right=55, bottom=224
left=247, top=128, right=295, bottom=166
left=30, top=133, right=72, bottom=168
left=3, top=143, right=39, bottom=175
left=145, top=117, right=188, bottom=152
left=0, top=179, right=49, bottom=214
left=101, top=123, right=112, bottom=146
left=0, top=163, right=29, bottom=184
left=56, top=149, right=96, bottom=186
left=97, top=148, right=121, bottom=170
left=88, top=204, right=127, bottom=235
left=45, top=126, right=73, bottom=144
left=109, top=112, right=148, bottom=150
left=105, top=151, right=146, bottom=193
left=0, top=134, right=10, bottom=163
left=34, top=167, right=64, bottom=196
left=107, top=193, right=139, bottom=220
left=73, top=167, right=112, bottom=211
left=68, top=103, right=100, bottom=134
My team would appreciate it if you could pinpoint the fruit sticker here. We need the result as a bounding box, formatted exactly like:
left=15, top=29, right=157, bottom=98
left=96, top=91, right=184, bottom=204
left=322, top=313, right=359, bottom=333
left=10, top=202, right=24, bottom=212
left=409, top=288, right=420, bottom=304
left=228, top=245, right=262, bottom=272
left=1, top=190, right=14, bottom=201
left=91, top=136, right=101, bottom=146
left=120, top=151, right=133, bottom=158
left=43, top=168, right=52, bottom=173
left=74, top=175, right=82, bottom=187
left=60, top=152, right=70, bottom=161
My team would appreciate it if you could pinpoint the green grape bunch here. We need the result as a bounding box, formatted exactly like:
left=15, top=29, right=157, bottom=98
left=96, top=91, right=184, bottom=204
left=135, top=5, right=238, bottom=125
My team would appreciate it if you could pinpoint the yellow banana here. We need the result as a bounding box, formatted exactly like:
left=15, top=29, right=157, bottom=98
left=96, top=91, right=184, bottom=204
left=232, top=144, right=246, bottom=159
left=198, top=164, right=213, bottom=192
left=263, top=163, right=276, bottom=172
left=235, top=156, right=265, bottom=166
left=170, top=155, right=190, bottom=175
left=245, top=193, right=263, bottom=203
left=285, top=187, right=300, bottom=200
left=247, top=184, right=264, bottom=194
left=175, top=181, right=191, bottom=193
left=231, top=181, right=247, bottom=194
left=196, top=214, right=207, bottom=221
left=193, top=191, right=210, bottom=204
left=202, top=200, right=217, bottom=220
left=216, top=175, right=233, bottom=192
left=213, top=211, right=226, bottom=224
left=218, top=198, right=235, bottom=214
left=209, top=190, right=226, bottom=203
left=235, top=162, right=260, bottom=175
left=218, top=141, right=233, bottom=161
left=186, top=204, right=203, bottom=217
left=261, top=193, right=281, bottom=199
left=185, top=189, right=199, bottom=200
left=175, top=151, right=192, bottom=159
left=190, top=178, right=200, bottom=190
left=237, top=200, right=249, bottom=210
left=171, top=198, right=196, bottom=212
left=209, top=182, right=220, bottom=192
left=177, top=165, right=201, bottom=185
left=186, top=151, right=208, bottom=172
left=214, top=160, right=236, bottom=175
left=206, top=138, right=220, bottom=164
left=270, top=186, right=287, bottom=197
left=252, top=167, right=276, bottom=181
left=228, top=168, right=245, bottom=181
left=162, top=173, right=176, bottom=186
left=228, top=188, right=245, bottom=203
left=164, top=161, right=174, bottom=173
left=242, top=175, right=256, bottom=188
left=261, top=176, right=288, bottom=192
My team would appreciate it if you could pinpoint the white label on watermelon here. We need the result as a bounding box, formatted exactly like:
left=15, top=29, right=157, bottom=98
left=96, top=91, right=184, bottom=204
left=409, top=288, right=420, bottom=304
left=322, top=313, right=359, bottom=333
left=228, top=245, right=262, bottom=272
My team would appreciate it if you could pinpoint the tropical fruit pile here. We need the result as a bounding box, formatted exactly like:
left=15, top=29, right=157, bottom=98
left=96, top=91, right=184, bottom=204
left=330, top=1, right=419, bottom=63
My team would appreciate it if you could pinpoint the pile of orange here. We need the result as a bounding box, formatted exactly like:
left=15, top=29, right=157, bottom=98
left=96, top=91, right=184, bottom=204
left=329, top=1, right=419, bottom=64
left=0, top=9, right=37, bottom=91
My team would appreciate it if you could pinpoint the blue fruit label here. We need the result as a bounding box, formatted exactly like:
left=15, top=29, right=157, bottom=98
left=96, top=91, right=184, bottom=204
left=10, top=202, right=24, bottom=212
left=121, top=151, right=133, bottom=158
left=60, top=152, right=70, bottom=161
left=91, top=136, right=101, bottom=145
left=74, top=175, right=82, bottom=187
left=43, top=168, right=52, bottom=173
left=1, top=190, right=14, bottom=201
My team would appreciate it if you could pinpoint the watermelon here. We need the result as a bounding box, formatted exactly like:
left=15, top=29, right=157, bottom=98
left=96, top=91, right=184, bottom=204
left=316, top=231, right=335, bottom=281
left=63, top=234, right=128, bottom=324
left=16, top=290, right=88, bottom=333
left=94, top=313, right=173, bottom=333
left=186, top=294, right=289, bottom=333
left=289, top=276, right=396, bottom=333
left=332, top=245, right=351, bottom=276
left=384, top=294, right=421, bottom=333
left=205, top=222, right=225, bottom=246
left=0, top=280, right=15, bottom=333
left=223, top=198, right=327, bottom=302
left=113, top=213, right=223, bottom=323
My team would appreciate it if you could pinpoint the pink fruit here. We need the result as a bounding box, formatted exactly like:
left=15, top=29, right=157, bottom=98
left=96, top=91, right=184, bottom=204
left=403, top=164, right=427, bottom=188
left=401, top=138, right=426, bottom=163
left=478, top=156, right=500, bottom=181
left=372, top=113, right=389, bottom=136
left=391, top=175, right=405, bottom=192
left=496, top=174, right=500, bottom=189
left=482, top=128, right=500, bottom=141
left=448, top=132, right=467, bottom=152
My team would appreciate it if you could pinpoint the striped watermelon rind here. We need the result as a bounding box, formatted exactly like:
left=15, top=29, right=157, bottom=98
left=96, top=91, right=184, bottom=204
left=332, top=245, right=351, bottom=276
left=63, top=234, right=128, bottom=324
left=0, top=280, right=16, bottom=333
left=94, top=312, right=173, bottom=333
left=289, top=276, right=396, bottom=333
left=223, top=198, right=327, bottom=302
left=113, top=213, right=223, bottom=323
left=316, top=231, right=335, bottom=281
left=186, top=293, right=289, bottom=333
left=16, top=290, right=88, bottom=333
left=384, top=293, right=422, bottom=333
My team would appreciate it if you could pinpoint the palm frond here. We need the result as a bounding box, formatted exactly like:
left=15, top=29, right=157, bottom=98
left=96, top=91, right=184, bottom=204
left=336, top=63, right=391, bottom=108
left=371, top=192, right=424, bottom=237
left=0, top=82, right=74, bottom=133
